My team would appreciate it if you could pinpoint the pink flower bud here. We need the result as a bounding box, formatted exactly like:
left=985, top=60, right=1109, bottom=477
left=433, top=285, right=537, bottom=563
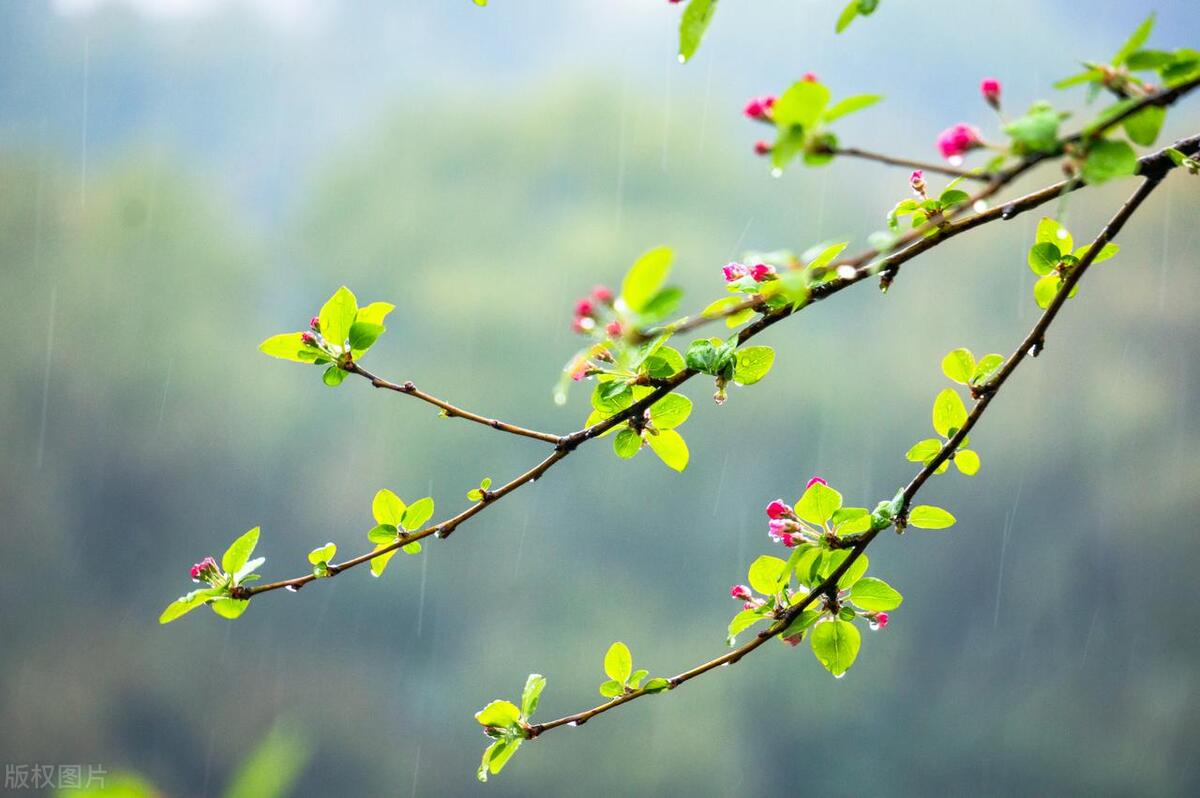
left=591, top=285, right=614, bottom=303
left=802, top=72, right=819, bottom=83
left=765, top=499, right=792, bottom=519
left=876, top=612, right=889, bottom=628
left=574, top=298, right=595, bottom=318
left=605, top=320, right=623, bottom=338
left=568, top=357, right=590, bottom=382
left=570, top=317, right=588, bottom=334
left=753, top=140, right=772, bottom=156
left=742, top=95, right=776, bottom=119
left=783, top=633, right=804, bottom=646
left=779, top=532, right=801, bottom=548
left=750, top=262, right=776, bottom=282
left=190, top=556, right=218, bottom=582
left=936, top=123, right=983, bottom=161
left=300, top=332, right=317, bottom=347
left=980, top=78, right=1001, bottom=110
left=805, top=476, right=827, bottom=489
left=768, top=518, right=800, bottom=543
left=722, top=262, right=749, bottom=282
left=909, top=169, right=926, bottom=197
left=309, top=316, right=321, bottom=331
left=730, top=584, right=753, bottom=601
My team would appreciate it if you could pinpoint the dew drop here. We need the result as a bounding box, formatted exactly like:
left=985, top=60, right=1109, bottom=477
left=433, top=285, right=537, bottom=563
left=567, top=721, right=579, bottom=728
left=719, top=661, right=731, bottom=667
left=770, top=168, right=783, bottom=178
left=833, top=672, right=846, bottom=680
left=836, top=265, right=857, bottom=280
left=948, top=155, right=964, bottom=167
left=868, top=621, right=880, bottom=631
left=972, top=199, right=988, bottom=213
left=285, top=585, right=300, bottom=592
left=677, top=54, right=686, bottom=64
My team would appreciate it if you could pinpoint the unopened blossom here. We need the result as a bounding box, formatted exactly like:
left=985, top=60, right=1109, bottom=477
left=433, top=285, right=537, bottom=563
left=568, top=356, right=591, bottom=382
left=190, top=556, right=218, bottom=583
left=591, top=285, right=614, bottom=303
left=802, top=72, right=819, bottom=83
left=300, top=332, right=317, bottom=346
left=910, top=169, right=927, bottom=198
left=980, top=78, right=1001, bottom=110
left=769, top=518, right=801, bottom=544
left=309, top=316, right=320, bottom=331
left=750, top=263, right=776, bottom=282
left=765, top=499, right=793, bottom=520
left=605, top=320, right=622, bottom=338
left=782, top=633, right=804, bottom=646
left=754, top=140, right=772, bottom=156
left=743, top=95, right=776, bottom=119
left=805, top=476, right=828, bottom=489
left=937, top=123, right=983, bottom=161
left=722, top=262, right=750, bottom=282
left=730, top=584, right=753, bottom=601
left=574, top=298, right=596, bottom=318
left=869, top=612, right=890, bottom=631
left=570, top=317, right=591, bottom=334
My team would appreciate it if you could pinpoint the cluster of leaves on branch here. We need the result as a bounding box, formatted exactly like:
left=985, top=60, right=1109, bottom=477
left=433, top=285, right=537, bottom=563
left=159, top=6, right=1200, bottom=787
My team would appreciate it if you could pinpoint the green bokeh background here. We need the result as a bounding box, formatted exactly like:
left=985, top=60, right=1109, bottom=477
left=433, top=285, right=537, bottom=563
left=2, top=1, right=1199, bottom=795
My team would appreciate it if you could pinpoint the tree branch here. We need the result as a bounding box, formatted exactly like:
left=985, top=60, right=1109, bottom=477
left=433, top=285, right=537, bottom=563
left=528, top=171, right=1168, bottom=738
left=238, top=132, right=1196, bottom=601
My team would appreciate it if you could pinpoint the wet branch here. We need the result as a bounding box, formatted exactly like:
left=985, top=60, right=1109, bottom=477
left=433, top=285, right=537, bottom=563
left=528, top=171, right=1168, bottom=738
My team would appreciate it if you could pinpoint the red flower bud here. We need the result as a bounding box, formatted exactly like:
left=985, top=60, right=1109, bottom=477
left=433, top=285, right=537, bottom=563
left=980, top=78, right=1001, bottom=110
left=754, top=140, right=772, bottom=156
left=730, top=584, right=753, bottom=601
left=591, top=285, right=614, bottom=303
left=301, top=332, right=317, bottom=347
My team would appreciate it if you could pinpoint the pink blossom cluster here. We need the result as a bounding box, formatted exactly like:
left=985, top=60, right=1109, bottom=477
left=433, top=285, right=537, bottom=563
left=742, top=95, right=776, bottom=120
left=570, top=286, right=619, bottom=338
left=722, top=261, right=776, bottom=283
left=936, top=123, right=983, bottom=161
left=189, top=556, right=219, bottom=583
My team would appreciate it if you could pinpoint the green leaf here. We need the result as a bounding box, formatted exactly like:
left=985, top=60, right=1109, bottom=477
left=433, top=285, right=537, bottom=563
left=318, top=286, right=358, bottom=347
left=909, top=505, right=957, bottom=529
left=932, top=388, right=968, bottom=438
left=643, top=677, right=671, bottom=693
left=972, top=354, right=1004, bottom=384
left=475, top=699, right=521, bottom=729
left=728, top=608, right=767, bottom=641
left=795, top=481, right=842, bottom=525
left=348, top=321, right=384, bottom=354
left=372, top=488, right=406, bottom=526
left=1036, top=217, right=1073, bottom=255
left=831, top=507, right=871, bottom=535
left=613, top=428, right=642, bottom=459
left=222, top=527, right=260, bottom=576
left=906, top=438, right=942, bottom=463
left=1004, top=103, right=1063, bottom=155
left=955, top=449, right=981, bottom=475
left=355, top=301, right=395, bottom=327
left=849, top=577, right=903, bottom=611
left=259, top=332, right=320, bottom=363
left=779, top=610, right=820, bottom=640
left=477, top=738, right=521, bottom=783
left=210, top=598, right=249, bottom=619
left=307, top=542, right=336, bottom=565
left=823, top=94, right=882, bottom=123
left=805, top=241, right=849, bottom=272
left=774, top=80, right=831, bottom=131
left=733, top=346, right=775, bottom=385
left=322, top=365, right=348, bottom=387
left=1082, top=139, right=1138, bottom=184
left=822, top=549, right=869, bottom=589
left=604, top=642, right=633, bottom=684
left=1054, top=68, right=1104, bottom=89
left=369, top=544, right=398, bottom=577
left=1122, top=105, right=1165, bottom=146
left=1074, top=242, right=1119, bottom=264
left=520, top=674, right=546, bottom=719
left=401, top=497, right=435, bottom=531
left=401, top=541, right=422, bottom=555
left=629, top=669, right=649, bottom=689
left=646, top=428, right=689, bottom=472
left=941, top=348, right=975, bottom=385
left=1028, top=242, right=1062, bottom=275
left=649, top=393, right=693, bottom=430
left=1113, top=12, right=1155, bottom=66
left=367, top=524, right=398, bottom=545
left=835, top=0, right=858, bottom=32
left=939, top=189, right=970, bottom=208
left=748, top=554, right=790, bottom=596
left=159, top=588, right=217, bottom=624
left=592, top=381, right=633, bottom=416
left=1034, top=275, right=1060, bottom=309
left=811, top=619, right=861, bottom=676
left=622, top=246, right=673, bottom=314
left=598, top=679, right=624, bottom=698
left=678, top=0, right=718, bottom=63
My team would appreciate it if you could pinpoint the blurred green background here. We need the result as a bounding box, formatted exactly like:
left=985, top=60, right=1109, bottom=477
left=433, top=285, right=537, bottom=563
left=2, top=1, right=1199, bottom=795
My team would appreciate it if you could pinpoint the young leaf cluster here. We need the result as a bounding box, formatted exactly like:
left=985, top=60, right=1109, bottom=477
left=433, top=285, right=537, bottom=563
left=474, top=674, right=546, bottom=782
left=159, top=527, right=264, bottom=623
left=1027, top=218, right=1118, bottom=309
